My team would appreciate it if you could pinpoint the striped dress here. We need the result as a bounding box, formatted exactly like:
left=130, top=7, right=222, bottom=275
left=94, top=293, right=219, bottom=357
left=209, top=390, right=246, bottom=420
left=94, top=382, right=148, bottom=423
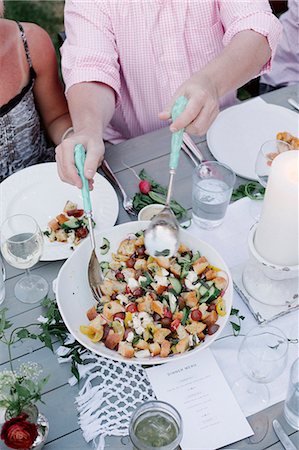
left=0, top=22, right=54, bottom=182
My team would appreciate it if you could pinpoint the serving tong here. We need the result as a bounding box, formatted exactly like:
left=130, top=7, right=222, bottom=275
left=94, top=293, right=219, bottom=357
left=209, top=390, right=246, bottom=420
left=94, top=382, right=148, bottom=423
left=74, top=144, right=103, bottom=302
left=144, top=96, right=188, bottom=257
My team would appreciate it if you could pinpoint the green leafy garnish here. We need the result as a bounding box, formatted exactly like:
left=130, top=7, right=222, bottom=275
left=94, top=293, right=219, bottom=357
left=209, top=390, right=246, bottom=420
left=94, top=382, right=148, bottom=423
left=155, top=249, right=170, bottom=257
left=133, top=169, right=188, bottom=220
left=232, top=182, right=265, bottom=202
left=230, top=308, right=245, bottom=336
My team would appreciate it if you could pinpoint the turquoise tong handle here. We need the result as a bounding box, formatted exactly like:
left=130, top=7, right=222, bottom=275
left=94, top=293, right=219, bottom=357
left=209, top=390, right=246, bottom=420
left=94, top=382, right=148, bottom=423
left=74, top=144, right=92, bottom=213
left=169, top=96, right=188, bottom=170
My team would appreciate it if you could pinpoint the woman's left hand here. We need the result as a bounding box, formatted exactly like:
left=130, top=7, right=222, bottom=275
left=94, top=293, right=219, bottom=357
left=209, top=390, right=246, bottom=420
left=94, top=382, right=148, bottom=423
left=159, top=72, right=219, bottom=136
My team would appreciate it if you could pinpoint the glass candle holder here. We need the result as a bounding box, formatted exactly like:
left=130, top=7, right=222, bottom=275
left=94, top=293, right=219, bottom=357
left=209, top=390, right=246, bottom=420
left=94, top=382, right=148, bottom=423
left=129, top=400, right=183, bottom=450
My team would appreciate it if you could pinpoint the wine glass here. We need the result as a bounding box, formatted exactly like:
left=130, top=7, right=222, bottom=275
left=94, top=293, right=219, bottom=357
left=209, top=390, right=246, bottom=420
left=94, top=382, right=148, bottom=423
left=232, top=324, right=288, bottom=417
left=255, top=139, right=292, bottom=188
left=0, top=214, right=48, bottom=303
left=250, top=139, right=292, bottom=221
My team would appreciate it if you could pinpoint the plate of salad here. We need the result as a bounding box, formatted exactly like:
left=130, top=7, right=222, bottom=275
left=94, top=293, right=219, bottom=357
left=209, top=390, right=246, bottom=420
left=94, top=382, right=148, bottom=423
left=56, top=221, right=233, bottom=365
left=0, top=163, right=119, bottom=260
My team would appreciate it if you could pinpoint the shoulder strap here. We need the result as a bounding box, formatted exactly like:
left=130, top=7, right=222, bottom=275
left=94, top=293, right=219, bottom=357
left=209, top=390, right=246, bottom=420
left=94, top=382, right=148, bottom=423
left=16, top=21, right=33, bottom=69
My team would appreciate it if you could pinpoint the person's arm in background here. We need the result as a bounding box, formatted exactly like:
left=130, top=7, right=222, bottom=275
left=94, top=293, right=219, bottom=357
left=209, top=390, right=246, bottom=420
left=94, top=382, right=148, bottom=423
left=25, top=23, right=72, bottom=145
left=160, top=0, right=282, bottom=135
left=55, top=0, right=120, bottom=188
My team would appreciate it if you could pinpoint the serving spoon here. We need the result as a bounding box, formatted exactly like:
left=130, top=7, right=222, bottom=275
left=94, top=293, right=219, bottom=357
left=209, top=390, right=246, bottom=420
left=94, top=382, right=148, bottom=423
left=144, top=96, right=188, bottom=257
left=74, top=144, right=103, bottom=302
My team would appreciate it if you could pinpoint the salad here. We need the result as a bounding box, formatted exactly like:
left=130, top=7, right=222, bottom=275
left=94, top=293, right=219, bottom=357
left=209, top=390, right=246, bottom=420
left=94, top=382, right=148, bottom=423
left=80, top=231, right=228, bottom=359
left=44, top=200, right=93, bottom=248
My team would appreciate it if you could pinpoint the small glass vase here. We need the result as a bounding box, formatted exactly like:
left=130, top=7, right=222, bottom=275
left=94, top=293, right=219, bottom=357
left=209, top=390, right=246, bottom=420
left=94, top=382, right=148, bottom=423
left=3, top=404, right=49, bottom=450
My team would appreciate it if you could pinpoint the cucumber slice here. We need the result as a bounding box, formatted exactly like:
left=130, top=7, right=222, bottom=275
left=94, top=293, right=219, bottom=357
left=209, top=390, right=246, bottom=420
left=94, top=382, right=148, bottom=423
left=191, top=251, right=201, bottom=263
left=199, top=285, right=208, bottom=296
left=62, top=217, right=80, bottom=229
left=180, top=262, right=191, bottom=279
left=207, top=287, right=221, bottom=303
left=100, top=237, right=110, bottom=255
left=100, top=261, right=109, bottom=270
left=169, top=277, right=182, bottom=294
left=178, top=254, right=191, bottom=264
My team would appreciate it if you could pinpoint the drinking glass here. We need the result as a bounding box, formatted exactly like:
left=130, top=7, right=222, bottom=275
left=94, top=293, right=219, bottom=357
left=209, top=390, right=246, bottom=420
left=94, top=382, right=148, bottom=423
left=255, top=139, right=292, bottom=188
left=232, top=325, right=288, bottom=417
left=129, top=400, right=183, bottom=450
left=0, top=215, right=48, bottom=303
left=192, top=161, right=236, bottom=229
left=284, top=358, right=299, bottom=430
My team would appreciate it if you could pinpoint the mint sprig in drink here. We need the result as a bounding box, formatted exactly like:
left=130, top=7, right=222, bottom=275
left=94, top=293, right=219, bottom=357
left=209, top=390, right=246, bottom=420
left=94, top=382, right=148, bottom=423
left=129, top=401, right=183, bottom=450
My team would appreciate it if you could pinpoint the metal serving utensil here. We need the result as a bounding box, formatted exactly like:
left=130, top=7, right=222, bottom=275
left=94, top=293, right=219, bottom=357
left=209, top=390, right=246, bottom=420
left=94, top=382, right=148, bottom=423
left=144, top=96, right=188, bottom=257
left=74, top=144, right=103, bottom=302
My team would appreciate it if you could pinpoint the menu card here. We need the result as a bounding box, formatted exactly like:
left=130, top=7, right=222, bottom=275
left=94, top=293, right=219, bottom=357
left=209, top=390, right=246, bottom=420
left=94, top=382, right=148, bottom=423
left=146, top=349, right=253, bottom=450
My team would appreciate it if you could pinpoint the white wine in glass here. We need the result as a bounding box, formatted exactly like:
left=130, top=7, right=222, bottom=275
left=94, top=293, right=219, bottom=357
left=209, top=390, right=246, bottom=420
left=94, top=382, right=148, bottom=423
left=1, top=214, right=48, bottom=303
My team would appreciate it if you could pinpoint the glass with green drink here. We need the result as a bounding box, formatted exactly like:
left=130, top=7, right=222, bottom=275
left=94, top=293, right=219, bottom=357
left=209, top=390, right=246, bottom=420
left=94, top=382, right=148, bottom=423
left=129, top=401, right=183, bottom=450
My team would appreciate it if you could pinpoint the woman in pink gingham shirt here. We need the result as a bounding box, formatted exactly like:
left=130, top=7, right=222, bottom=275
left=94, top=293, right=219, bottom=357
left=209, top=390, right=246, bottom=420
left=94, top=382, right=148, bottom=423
left=56, top=0, right=281, bottom=188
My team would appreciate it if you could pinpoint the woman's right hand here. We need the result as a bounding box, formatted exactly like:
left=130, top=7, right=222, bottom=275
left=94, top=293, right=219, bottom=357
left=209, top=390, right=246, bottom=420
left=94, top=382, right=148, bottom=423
left=55, top=129, right=105, bottom=189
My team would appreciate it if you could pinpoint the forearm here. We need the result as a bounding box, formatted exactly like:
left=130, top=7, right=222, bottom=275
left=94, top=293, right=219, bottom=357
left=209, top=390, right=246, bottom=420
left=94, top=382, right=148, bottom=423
left=200, top=30, right=271, bottom=98
left=67, top=82, right=115, bottom=136
left=46, top=112, right=72, bottom=145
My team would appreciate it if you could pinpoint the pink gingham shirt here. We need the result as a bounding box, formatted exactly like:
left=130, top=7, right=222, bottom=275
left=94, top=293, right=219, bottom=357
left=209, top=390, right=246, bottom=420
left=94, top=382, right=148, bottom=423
left=61, top=0, right=281, bottom=143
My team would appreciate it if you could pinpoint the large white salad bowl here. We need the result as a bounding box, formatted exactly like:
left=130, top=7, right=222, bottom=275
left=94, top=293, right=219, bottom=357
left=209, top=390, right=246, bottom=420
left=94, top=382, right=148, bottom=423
left=56, top=221, right=233, bottom=365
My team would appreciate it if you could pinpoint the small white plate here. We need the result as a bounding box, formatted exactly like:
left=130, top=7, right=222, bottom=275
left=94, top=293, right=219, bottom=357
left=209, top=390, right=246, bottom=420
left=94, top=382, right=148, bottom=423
left=207, top=98, right=299, bottom=180
left=56, top=221, right=233, bottom=365
left=0, top=163, right=119, bottom=261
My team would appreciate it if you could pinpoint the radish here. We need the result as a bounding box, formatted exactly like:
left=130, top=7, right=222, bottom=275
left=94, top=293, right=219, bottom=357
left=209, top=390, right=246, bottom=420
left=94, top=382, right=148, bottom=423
left=139, top=180, right=151, bottom=194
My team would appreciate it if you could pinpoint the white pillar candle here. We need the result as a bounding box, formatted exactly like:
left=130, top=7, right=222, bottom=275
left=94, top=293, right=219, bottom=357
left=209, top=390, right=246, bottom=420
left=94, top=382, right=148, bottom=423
left=254, top=150, right=299, bottom=266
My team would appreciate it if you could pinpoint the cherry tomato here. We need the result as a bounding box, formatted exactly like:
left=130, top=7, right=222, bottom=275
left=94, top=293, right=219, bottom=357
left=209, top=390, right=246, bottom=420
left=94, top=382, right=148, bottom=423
left=207, top=324, right=220, bottom=335
left=115, top=271, right=125, bottom=281
left=132, top=287, right=144, bottom=298
left=75, top=227, right=88, bottom=239
left=66, top=209, right=84, bottom=218
left=161, top=317, right=172, bottom=328
left=191, top=309, right=202, bottom=321
left=126, top=258, right=135, bottom=268
left=139, top=180, right=151, bottom=194
left=136, top=245, right=146, bottom=256
left=170, top=319, right=181, bottom=331
left=163, top=307, right=172, bottom=319
left=125, top=285, right=132, bottom=295
left=126, top=303, right=138, bottom=313
left=113, top=312, right=125, bottom=321
left=103, top=324, right=110, bottom=340
left=207, top=303, right=217, bottom=312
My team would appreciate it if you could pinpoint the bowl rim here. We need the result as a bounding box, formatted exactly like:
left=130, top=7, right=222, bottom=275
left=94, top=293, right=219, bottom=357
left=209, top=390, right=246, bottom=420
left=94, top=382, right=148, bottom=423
left=56, top=220, right=233, bottom=365
left=137, top=204, right=165, bottom=221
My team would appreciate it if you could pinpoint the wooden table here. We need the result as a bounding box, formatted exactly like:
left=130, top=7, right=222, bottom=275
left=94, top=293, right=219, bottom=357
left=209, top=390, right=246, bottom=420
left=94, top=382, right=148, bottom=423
left=1, top=84, right=298, bottom=450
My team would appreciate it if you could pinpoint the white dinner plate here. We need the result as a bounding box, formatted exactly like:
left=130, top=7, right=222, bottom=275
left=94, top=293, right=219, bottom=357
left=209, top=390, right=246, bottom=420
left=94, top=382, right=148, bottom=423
left=56, top=221, right=233, bottom=365
left=207, top=98, right=299, bottom=180
left=0, top=162, right=119, bottom=261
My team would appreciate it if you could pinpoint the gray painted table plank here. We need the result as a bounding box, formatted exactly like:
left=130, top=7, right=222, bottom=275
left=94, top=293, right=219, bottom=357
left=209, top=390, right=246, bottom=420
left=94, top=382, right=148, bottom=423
left=1, top=85, right=298, bottom=450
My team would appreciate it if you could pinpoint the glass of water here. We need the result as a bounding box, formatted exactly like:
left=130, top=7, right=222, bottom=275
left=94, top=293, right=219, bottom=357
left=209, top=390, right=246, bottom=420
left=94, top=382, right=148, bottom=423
left=0, top=214, right=48, bottom=303
left=284, top=358, right=299, bottom=430
left=129, top=400, right=183, bottom=450
left=192, top=161, right=236, bottom=229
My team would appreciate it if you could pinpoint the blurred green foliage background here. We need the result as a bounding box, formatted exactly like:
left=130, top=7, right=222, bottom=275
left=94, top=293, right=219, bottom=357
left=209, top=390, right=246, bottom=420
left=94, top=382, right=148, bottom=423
left=4, top=0, right=64, bottom=55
